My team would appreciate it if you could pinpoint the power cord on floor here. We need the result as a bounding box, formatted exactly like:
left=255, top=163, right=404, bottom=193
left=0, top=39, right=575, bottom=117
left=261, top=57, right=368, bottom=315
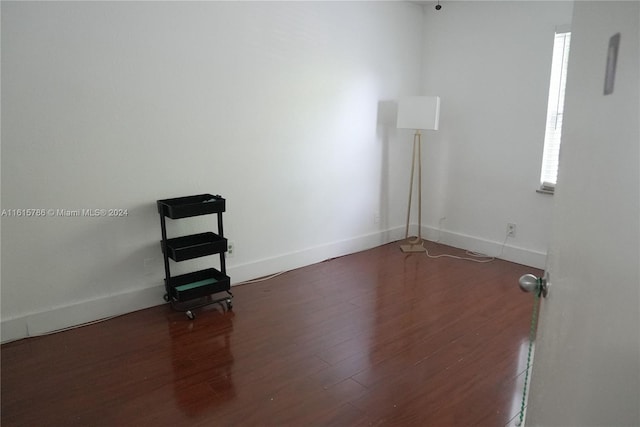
left=425, top=246, right=496, bottom=263
left=235, top=270, right=287, bottom=285
left=1, top=313, right=125, bottom=345
left=423, top=227, right=511, bottom=263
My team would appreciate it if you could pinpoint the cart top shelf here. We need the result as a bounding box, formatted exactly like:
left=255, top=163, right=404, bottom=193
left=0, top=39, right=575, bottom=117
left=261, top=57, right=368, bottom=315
left=157, top=194, right=225, bottom=218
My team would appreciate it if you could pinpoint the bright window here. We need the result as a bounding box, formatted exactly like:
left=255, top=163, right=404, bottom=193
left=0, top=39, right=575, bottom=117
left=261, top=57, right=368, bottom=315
left=540, top=31, right=571, bottom=191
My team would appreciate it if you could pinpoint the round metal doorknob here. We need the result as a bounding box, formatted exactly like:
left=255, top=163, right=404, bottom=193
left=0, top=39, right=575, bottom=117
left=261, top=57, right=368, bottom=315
left=519, top=273, right=549, bottom=297
left=519, top=274, right=540, bottom=293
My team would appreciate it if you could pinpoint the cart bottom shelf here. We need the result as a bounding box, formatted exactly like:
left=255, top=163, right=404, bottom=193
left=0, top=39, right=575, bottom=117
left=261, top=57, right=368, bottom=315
left=166, top=268, right=230, bottom=301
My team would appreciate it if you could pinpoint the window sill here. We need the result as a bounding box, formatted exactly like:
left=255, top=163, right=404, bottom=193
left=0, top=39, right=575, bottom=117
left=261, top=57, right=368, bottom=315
left=536, top=188, right=554, bottom=195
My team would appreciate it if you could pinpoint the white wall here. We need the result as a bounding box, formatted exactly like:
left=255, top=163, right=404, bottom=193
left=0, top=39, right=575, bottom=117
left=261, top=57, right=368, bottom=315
left=419, top=1, right=574, bottom=266
left=1, top=1, right=424, bottom=341
left=1, top=1, right=582, bottom=341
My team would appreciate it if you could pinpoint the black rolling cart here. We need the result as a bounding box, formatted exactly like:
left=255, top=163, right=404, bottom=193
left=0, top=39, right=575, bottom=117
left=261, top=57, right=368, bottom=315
left=157, top=194, right=232, bottom=319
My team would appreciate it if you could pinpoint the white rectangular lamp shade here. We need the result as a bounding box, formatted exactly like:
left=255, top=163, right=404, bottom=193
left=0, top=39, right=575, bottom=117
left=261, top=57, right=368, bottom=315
left=397, top=96, right=441, bottom=130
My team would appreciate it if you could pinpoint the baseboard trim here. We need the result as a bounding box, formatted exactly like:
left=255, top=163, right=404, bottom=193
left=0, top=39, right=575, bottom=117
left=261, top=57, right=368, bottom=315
left=1, top=285, right=165, bottom=344
left=226, top=227, right=406, bottom=284
left=1, top=225, right=545, bottom=343
left=421, top=225, right=547, bottom=269
left=1, top=227, right=405, bottom=343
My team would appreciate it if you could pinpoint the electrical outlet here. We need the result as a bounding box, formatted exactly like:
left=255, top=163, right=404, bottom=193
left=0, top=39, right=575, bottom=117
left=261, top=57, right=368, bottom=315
left=507, top=223, right=517, bottom=237
left=227, top=241, right=234, bottom=258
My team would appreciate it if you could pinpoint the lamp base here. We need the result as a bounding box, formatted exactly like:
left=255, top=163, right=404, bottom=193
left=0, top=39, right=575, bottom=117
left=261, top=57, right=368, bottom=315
left=400, top=238, right=427, bottom=253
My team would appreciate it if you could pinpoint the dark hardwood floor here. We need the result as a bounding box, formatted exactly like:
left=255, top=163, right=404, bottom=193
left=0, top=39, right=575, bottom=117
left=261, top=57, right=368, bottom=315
left=1, top=241, right=540, bottom=426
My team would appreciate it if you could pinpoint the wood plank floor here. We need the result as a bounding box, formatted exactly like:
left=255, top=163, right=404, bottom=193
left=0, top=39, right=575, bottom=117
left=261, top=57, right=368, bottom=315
left=1, top=241, right=541, bottom=426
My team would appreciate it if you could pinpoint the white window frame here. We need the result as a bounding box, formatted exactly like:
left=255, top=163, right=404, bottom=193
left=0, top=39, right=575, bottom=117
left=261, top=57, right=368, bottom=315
left=539, top=30, right=571, bottom=194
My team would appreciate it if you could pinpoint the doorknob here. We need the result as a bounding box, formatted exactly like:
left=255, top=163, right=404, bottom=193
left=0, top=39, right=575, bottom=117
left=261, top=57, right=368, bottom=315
left=519, top=273, right=549, bottom=297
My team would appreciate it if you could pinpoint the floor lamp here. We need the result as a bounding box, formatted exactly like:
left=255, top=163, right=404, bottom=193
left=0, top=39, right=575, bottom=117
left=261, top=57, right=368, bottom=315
left=397, top=96, right=441, bottom=253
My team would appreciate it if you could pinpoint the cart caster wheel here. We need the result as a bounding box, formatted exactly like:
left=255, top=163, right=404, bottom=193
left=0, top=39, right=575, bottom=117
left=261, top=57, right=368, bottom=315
left=163, top=294, right=170, bottom=302
left=226, top=299, right=233, bottom=311
left=186, top=310, right=195, bottom=320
